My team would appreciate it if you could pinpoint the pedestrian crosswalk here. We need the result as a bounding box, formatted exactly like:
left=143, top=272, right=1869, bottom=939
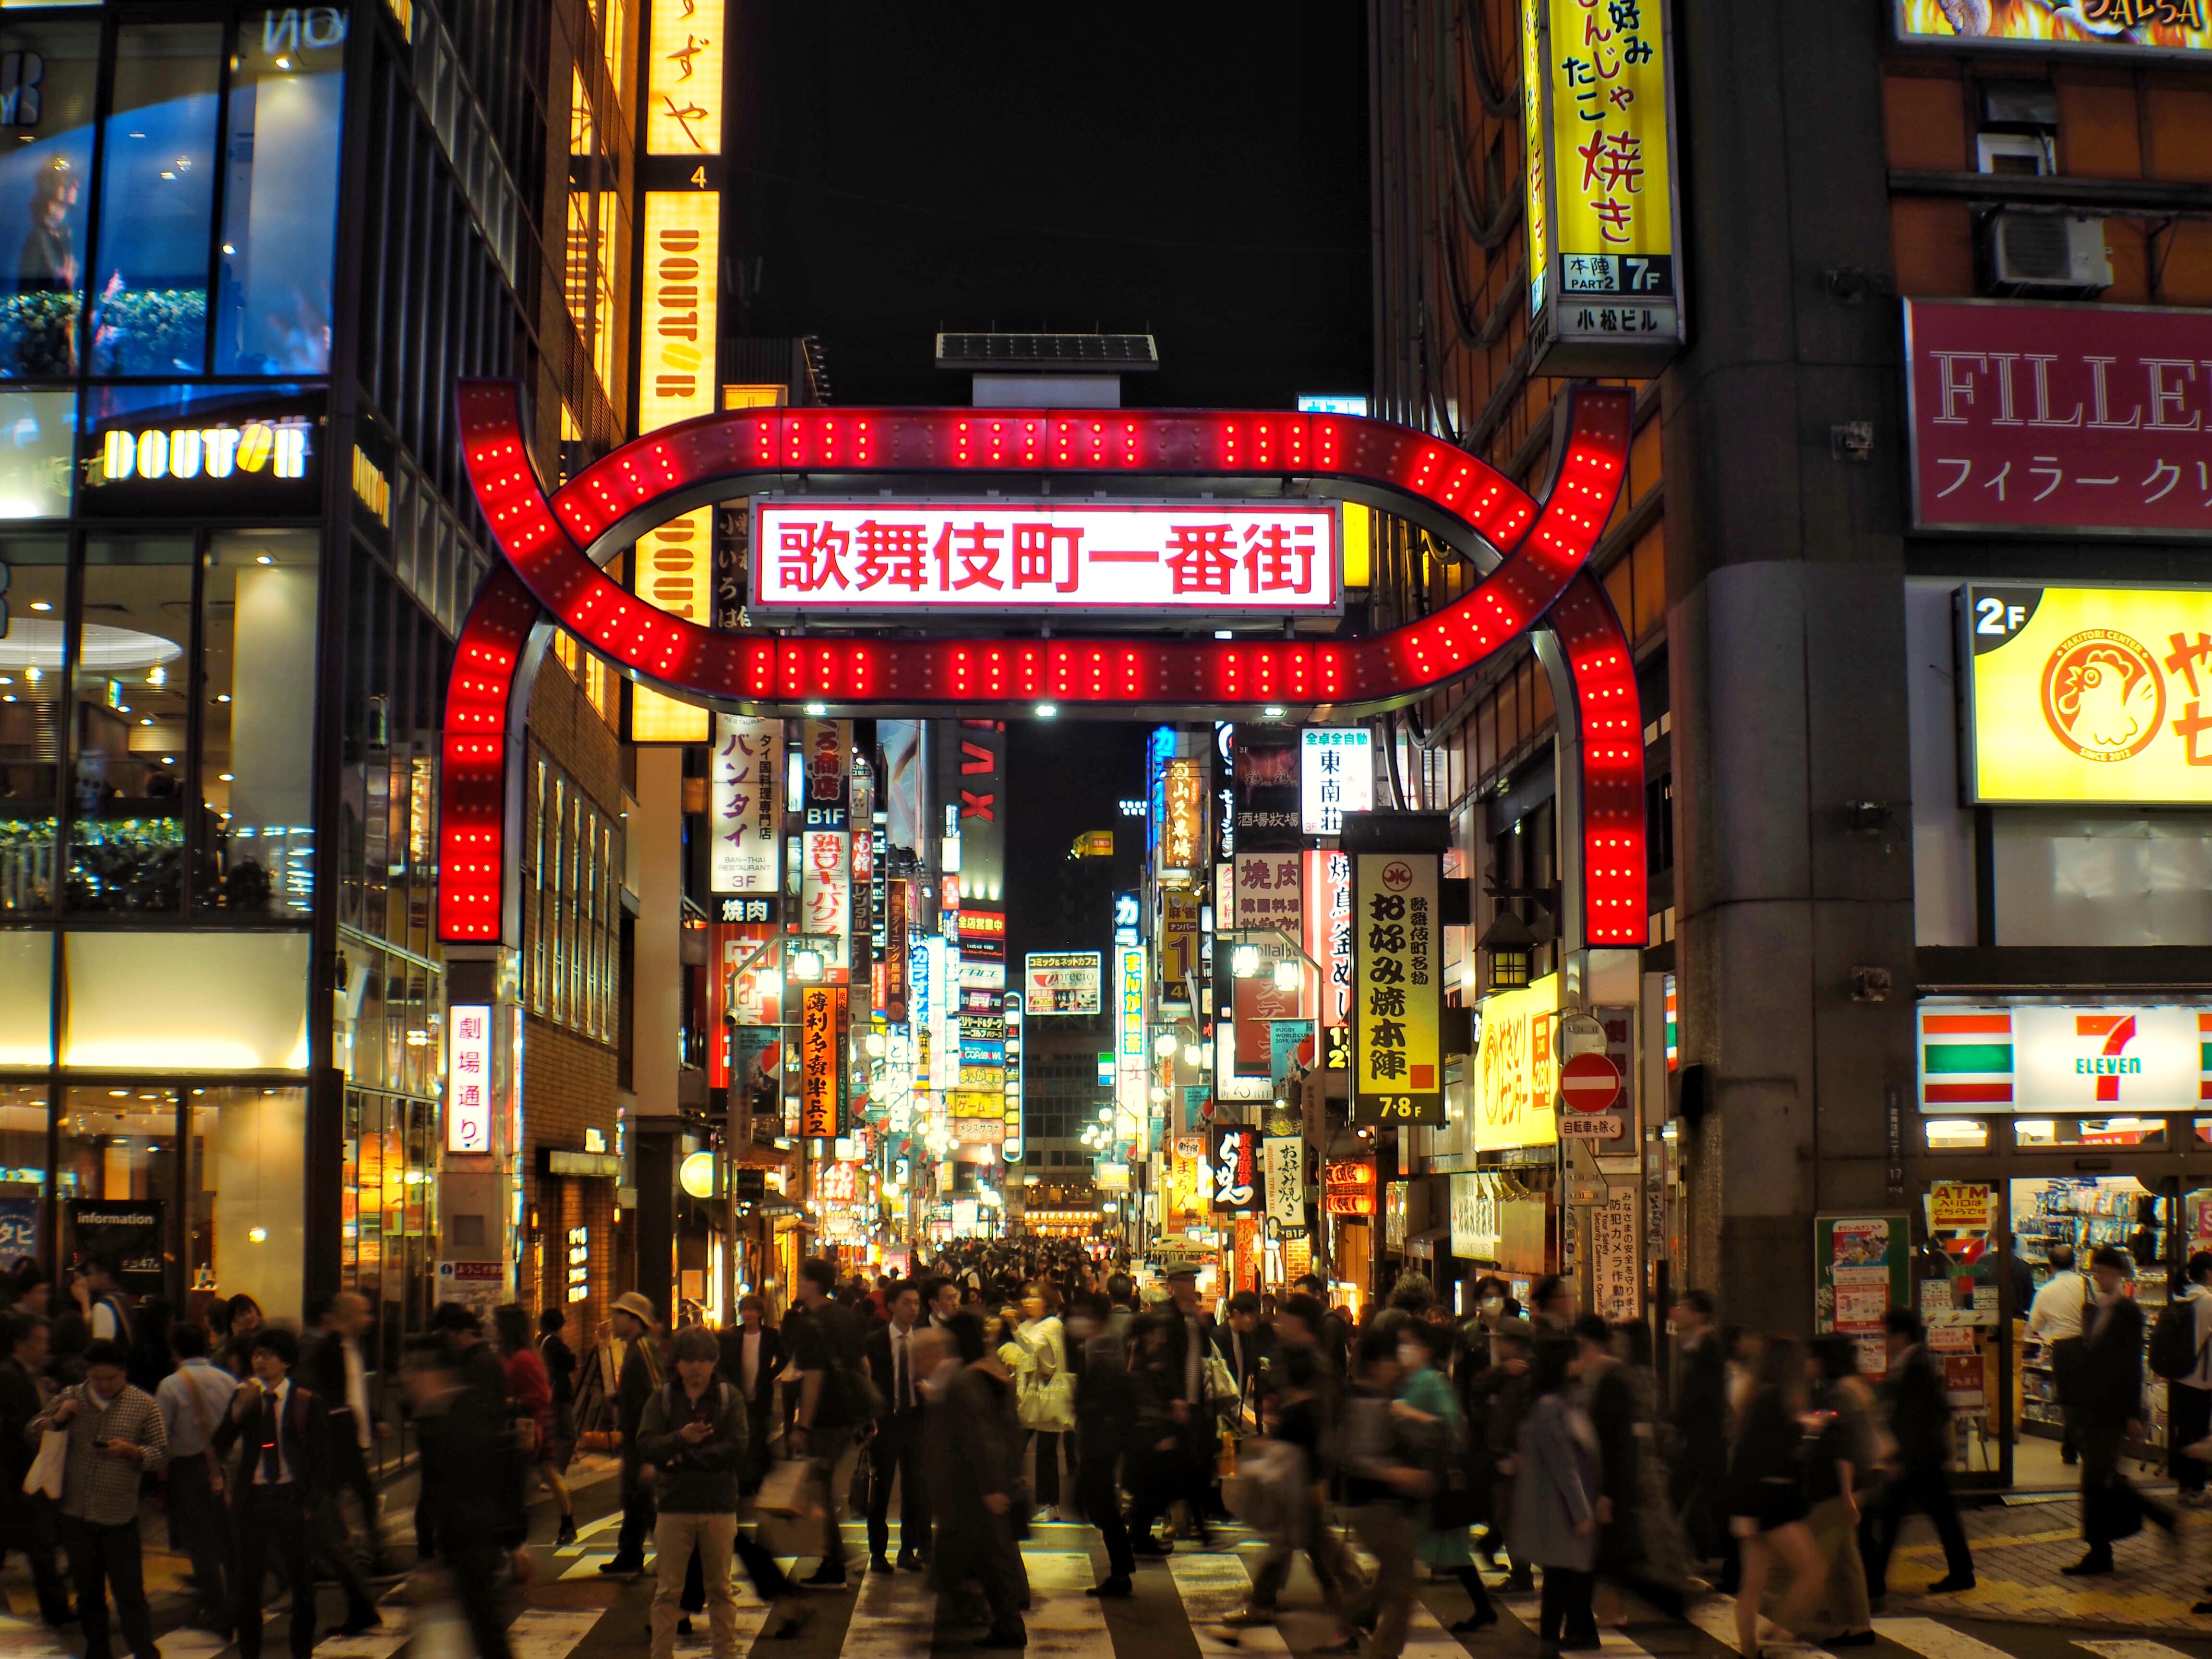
left=9, top=1509, right=2212, bottom=1659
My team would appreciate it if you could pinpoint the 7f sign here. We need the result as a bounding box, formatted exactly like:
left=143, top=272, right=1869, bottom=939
left=1352, top=852, right=1443, bottom=1124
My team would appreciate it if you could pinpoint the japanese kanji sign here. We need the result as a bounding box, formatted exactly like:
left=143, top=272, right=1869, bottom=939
left=800, top=830, right=851, bottom=977
left=446, top=1003, right=493, bottom=1153
left=1262, top=1135, right=1306, bottom=1230
left=1305, top=849, right=1354, bottom=1031
left=1210, top=1125, right=1260, bottom=1213
left=1351, top=852, right=1444, bottom=1125
left=1300, top=727, right=1372, bottom=835
left=1474, top=973, right=1562, bottom=1152
left=1961, top=582, right=2212, bottom=804
left=751, top=500, right=1341, bottom=615
left=709, top=715, right=781, bottom=893
left=799, top=986, right=843, bottom=1139
left=1906, top=300, right=2212, bottom=537
left=1161, top=757, right=1207, bottom=872
left=1524, top=0, right=1683, bottom=372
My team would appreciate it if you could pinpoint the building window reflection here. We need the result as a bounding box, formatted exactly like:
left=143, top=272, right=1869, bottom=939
left=202, top=529, right=316, bottom=915
left=216, top=12, right=343, bottom=375
left=0, top=535, right=62, bottom=910
left=0, top=21, right=96, bottom=380
left=57, top=1083, right=178, bottom=1301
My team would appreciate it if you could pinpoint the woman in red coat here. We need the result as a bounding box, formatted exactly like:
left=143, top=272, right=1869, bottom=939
left=496, top=1302, right=577, bottom=1545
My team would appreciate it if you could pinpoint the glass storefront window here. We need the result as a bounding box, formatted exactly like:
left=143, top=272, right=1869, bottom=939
left=56, top=1083, right=176, bottom=1296
left=216, top=11, right=344, bottom=375
left=0, top=535, right=62, bottom=909
left=202, top=529, right=314, bottom=915
left=2013, top=1116, right=2169, bottom=1148
left=89, top=24, right=221, bottom=377
left=68, top=536, right=189, bottom=912
left=0, top=1081, right=45, bottom=1270
left=1923, top=1118, right=1988, bottom=1150
left=0, top=22, right=96, bottom=378
left=0, top=389, right=76, bottom=518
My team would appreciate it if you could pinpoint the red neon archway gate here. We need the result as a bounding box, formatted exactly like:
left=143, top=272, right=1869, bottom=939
left=438, top=385, right=1644, bottom=950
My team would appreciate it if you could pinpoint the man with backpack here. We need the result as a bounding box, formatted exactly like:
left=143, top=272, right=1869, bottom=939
left=2154, top=1251, right=2212, bottom=1504
left=786, top=1257, right=872, bottom=1587
left=636, top=1326, right=748, bottom=1659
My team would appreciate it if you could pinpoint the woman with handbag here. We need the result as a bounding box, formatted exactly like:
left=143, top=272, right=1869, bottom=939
left=1012, top=1281, right=1076, bottom=1520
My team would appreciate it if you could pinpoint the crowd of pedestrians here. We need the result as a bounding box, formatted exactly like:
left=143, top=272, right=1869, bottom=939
left=36, top=1236, right=2200, bottom=1659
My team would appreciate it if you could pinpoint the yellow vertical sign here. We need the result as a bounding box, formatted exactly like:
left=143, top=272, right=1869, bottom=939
left=628, top=190, right=720, bottom=743
left=1527, top=0, right=1682, bottom=367
left=1350, top=851, right=1443, bottom=1126
left=1521, top=0, right=1549, bottom=316
left=646, top=0, right=724, bottom=156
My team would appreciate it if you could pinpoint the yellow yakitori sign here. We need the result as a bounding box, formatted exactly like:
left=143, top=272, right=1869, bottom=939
left=1963, top=583, right=2212, bottom=805
left=1473, top=973, right=1561, bottom=1152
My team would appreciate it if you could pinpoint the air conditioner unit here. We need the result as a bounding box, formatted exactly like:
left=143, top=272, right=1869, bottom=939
left=1983, top=212, right=2112, bottom=298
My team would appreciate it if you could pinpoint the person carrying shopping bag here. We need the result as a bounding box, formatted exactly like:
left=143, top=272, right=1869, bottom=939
left=1010, top=1282, right=1076, bottom=1520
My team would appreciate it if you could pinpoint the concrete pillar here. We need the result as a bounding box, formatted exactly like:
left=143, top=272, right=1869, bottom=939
left=629, top=746, right=685, bottom=1318
left=1662, top=0, right=1916, bottom=1331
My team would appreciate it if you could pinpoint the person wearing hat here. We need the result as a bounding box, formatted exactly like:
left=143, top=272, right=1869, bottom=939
left=416, top=1303, right=507, bottom=1562
left=599, top=1292, right=664, bottom=1577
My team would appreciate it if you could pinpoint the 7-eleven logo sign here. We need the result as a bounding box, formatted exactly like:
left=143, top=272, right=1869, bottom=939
left=2075, top=1014, right=2141, bottom=1103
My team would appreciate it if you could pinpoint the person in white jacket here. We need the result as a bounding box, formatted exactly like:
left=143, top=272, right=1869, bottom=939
left=1011, top=1282, right=1076, bottom=1520
left=2027, top=1243, right=2091, bottom=1467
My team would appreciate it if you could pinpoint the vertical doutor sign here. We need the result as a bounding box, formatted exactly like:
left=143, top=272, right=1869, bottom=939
left=1351, top=851, right=1444, bottom=1124
left=709, top=716, right=780, bottom=893
left=800, top=986, right=840, bottom=1139
left=1523, top=0, right=1683, bottom=375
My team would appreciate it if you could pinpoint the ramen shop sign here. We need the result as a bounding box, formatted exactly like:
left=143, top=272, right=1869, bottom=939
left=752, top=500, right=1341, bottom=616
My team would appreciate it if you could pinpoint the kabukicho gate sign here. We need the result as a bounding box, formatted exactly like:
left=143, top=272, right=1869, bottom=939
left=438, top=385, right=1646, bottom=955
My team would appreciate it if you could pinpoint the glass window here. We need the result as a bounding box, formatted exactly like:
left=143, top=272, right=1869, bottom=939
left=89, top=24, right=221, bottom=376
left=57, top=1084, right=177, bottom=1296
left=202, top=530, right=315, bottom=916
left=215, top=11, right=344, bottom=374
left=0, top=535, right=62, bottom=909
left=69, top=536, right=189, bottom=913
left=0, top=388, right=76, bottom=518
left=2014, top=1115, right=2170, bottom=1149
left=183, top=1084, right=305, bottom=1319
left=1923, top=1118, right=1988, bottom=1150
left=0, top=1081, right=44, bottom=1269
left=0, top=22, right=95, bottom=378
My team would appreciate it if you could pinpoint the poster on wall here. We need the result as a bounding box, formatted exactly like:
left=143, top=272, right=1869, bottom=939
left=1589, top=1186, right=1640, bottom=1323
left=1815, top=1212, right=1911, bottom=1379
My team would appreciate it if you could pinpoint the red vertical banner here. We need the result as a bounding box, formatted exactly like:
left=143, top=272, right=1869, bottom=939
left=886, top=879, right=910, bottom=1021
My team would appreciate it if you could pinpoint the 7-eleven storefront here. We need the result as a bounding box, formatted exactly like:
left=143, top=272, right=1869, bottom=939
left=1899, top=999, right=2212, bottom=1489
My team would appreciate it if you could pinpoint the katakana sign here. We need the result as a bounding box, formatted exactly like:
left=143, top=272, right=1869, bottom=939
left=1524, top=0, right=1683, bottom=373
left=751, top=500, right=1341, bottom=616
left=1351, top=851, right=1444, bottom=1125
left=709, top=715, right=780, bottom=894
left=1906, top=300, right=2212, bottom=538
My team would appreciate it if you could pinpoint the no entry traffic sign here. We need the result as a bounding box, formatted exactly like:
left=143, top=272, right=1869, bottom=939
left=1558, top=1050, right=1623, bottom=1115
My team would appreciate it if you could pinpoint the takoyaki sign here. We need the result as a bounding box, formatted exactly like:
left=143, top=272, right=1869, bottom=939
left=1960, top=582, right=2212, bottom=804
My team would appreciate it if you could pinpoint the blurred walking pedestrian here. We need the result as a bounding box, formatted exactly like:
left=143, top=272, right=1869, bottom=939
left=1513, top=1337, right=1600, bottom=1659
left=598, top=1292, right=664, bottom=1577
left=1860, top=1307, right=1975, bottom=1597
left=154, top=1322, right=235, bottom=1635
left=2064, top=1247, right=2176, bottom=1576
left=1803, top=1336, right=1876, bottom=1647
left=925, top=1312, right=1028, bottom=1650
left=1723, top=1334, right=1822, bottom=1659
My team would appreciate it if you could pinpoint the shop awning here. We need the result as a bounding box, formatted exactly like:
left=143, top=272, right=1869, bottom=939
left=1406, top=1226, right=1448, bottom=1259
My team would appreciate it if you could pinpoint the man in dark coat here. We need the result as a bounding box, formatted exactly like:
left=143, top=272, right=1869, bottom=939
left=1667, top=1288, right=1728, bottom=1562
left=861, top=1282, right=931, bottom=1572
left=404, top=1337, right=530, bottom=1659
left=1860, top=1306, right=1976, bottom=1597
left=2064, top=1246, right=2177, bottom=1575
left=923, top=1313, right=1026, bottom=1649
left=1070, top=1293, right=1136, bottom=1597
left=599, top=1292, right=664, bottom=1576
left=0, top=1314, right=70, bottom=1624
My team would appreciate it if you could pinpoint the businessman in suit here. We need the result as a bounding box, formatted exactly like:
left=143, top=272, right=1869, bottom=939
left=716, top=1295, right=786, bottom=1493
left=213, top=1329, right=380, bottom=1659
left=1862, top=1306, right=1976, bottom=1598
left=863, top=1282, right=932, bottom=1572
left=2066, top=1246, right=2177, bottom=1575
left=1208, top=1293, right=1272, bottom=1409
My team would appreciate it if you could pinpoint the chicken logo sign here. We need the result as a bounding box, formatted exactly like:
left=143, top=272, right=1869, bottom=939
left=2041, top=630, right=2164, bottom=762
left=1964, top=584, right=2212, bottom=805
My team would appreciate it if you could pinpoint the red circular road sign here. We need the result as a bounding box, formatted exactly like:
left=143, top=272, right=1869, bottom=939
left=1558, top=1051, right=1622, bottom=1114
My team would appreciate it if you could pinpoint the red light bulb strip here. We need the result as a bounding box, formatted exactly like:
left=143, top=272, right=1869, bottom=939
left=435, top=561, right=543, bottom=945
left=1549, top=570, right=1648, bottom=949
left=444, top=384, right=1639, bottom=946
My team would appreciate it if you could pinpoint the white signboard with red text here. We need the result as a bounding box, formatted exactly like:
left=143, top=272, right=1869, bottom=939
left=752, top=500, right=1341, bottom=615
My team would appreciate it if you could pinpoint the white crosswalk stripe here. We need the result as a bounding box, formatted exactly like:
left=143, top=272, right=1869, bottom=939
left=504, top=1608, right=610, bottom=1659
left=0, top=1616, right=66, bottom=1659
left=1165, top=1549, right=1293, bottom=1656
left=835, top=1563, right=938, bottom=1659
left=307, top=1604, right=413, bottom=1659
left=1683, top=1591, right=1836, bottom=1659
left=1495, top=1591, right=1653, bottom=1655
left=1022, top=1551, right=1116, bottom=1659
left=2076, top=1643, right=2203, bottom=1659
left=1877, top=1616, right=2019, bottom=1659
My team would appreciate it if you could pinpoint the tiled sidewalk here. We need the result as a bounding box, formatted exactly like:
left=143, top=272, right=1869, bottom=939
left=1882, top=1495, right=2212, bottom=1631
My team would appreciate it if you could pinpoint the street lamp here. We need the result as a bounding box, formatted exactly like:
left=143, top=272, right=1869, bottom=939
left=1272, top=958, right=1301, bottom=992
left=1231, top=943, right=1261, bottom=978
left=789, top=948, right=825, bottom=982
left=1153, top=1030, right=1179, bottom=1058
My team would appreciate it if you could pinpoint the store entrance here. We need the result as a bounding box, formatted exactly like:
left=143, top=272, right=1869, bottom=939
left=1910, top=1124, right=2196, bottom=1492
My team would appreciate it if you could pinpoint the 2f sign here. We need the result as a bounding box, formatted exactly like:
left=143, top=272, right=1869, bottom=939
left=1975, top=596, right=2029, bottom=638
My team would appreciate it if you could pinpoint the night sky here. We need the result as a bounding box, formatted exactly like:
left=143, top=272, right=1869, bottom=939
left=736, top=2, right=1371, bottom=966
left=732, top=1, right=1372, bottom=408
